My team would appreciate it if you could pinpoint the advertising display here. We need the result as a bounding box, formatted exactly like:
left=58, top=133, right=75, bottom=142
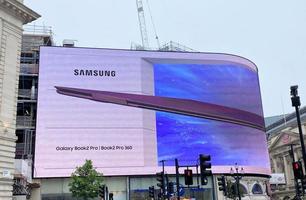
left=34, top=47, right=270, bottom=178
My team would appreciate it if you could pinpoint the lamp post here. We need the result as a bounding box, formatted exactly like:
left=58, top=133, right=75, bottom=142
left=230, top=163, right=244, bottom=200
left=290, top=85, right=306, bottom=172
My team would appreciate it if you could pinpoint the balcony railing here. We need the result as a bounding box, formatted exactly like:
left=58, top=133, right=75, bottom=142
left=16, top=116, right=36, bottom=128
left=15, top=143, right=33, bottom=158
left=18, top=89, right=37, bottom=100
left=15, top=143, right=26, bottom=158
left=20, top=64, right=38, bottom=75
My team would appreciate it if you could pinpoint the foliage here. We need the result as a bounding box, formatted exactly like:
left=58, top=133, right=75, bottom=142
left=226, top=180, right=246, bottom=199
left=69, top=160, right=103, bottom=200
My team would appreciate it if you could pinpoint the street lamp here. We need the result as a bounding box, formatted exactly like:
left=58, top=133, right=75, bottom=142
left=290, top=85, right=306, bottom=173
left=230, top=163, right=244, bottom=200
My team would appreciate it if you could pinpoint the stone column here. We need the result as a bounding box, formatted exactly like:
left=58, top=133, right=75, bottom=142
left=283, top=155, right=289, bottom=184
left=0, top=1, right=39, bottom=199
left=272, top=156, right=278, bottom=173
left=271, top=155, right=278, bottom=173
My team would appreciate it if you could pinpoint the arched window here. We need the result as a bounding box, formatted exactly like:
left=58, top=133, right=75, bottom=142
left=230, top=183, right=248, bottom=195
left=252, top=183, right=263, bottom=194
left=239, top=184, right=248, bottom=194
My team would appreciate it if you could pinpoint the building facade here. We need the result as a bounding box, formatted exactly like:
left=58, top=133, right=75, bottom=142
left=13, top=26, right=53, bottom=199
left=267, top=106, right=306, bottom=200
left=0, top=0, right=39, bottom=199
left=15, top=34, right=271, bottom=200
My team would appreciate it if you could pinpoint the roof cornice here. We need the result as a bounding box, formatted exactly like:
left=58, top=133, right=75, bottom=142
left=268, top=131, right=299, bottom=151
left=0, top=0, right=41, bottom=24
left=266, top=106, right=306, bottom=134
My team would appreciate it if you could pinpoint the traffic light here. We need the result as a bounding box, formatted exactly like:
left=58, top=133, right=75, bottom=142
left=156, top=172, right=165, bottom=194
left=290, top=85, right=301, bottom=107
left=293, top=161, right=304, bottom=180
left=157, top=193, right=162, bottom=200
left=149, top=186, right=155, bottom=198
left=302, top=178, right=306, bottom=190
left=109, top=193, right=114, bottom=200
left=99, top=185, right=105, bottom=198
left=184, top=169, right=193, bottom=185
left=300, top=177, right=306, bottom=196
left=217, top=176, right=227, bottom=196
left=298, top=183, right=304, bottom=196
left=168, top=182, right=174, bottom=195
left=200, top=154, right=212, bottom=185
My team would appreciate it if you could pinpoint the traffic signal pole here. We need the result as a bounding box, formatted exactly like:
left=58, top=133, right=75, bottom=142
left=165, top=174, right=170, bottom=200
left=236, top=176, right=241, bottom=200
left=161, top=160, right=165, bottom=173
left=291, top=86, right=306, bottom=173
left=295, top=105, right=306, bottom=171
left=175, top=159, right=180, bottom=200
left=290, top=144, right=301, bottom=197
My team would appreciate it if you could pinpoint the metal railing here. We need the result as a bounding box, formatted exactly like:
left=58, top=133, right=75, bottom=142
left=15, top=130, right=34, bottom=159
left=16, top=116, right=36, bottom=128
left=15, top=143, right=33, bottom=159
left=20, top=64, right=38, bottom=75
left=18, top=89, right=37, bottom=99
left=23, top=24, right=53, bottom=36
left=15, top=143, right=26, bottom=157
left=159, top=41, right=198, bottom=52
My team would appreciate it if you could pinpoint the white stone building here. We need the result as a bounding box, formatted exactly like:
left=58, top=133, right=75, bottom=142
left=267, top=106, right=306, bottom=200
left=0, top=0, right=39, bottom=199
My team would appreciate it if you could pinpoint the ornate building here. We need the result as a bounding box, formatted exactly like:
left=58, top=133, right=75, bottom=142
left=267, top=106, right=306, bottom=199
left=0, top=0, right=39, bottom=199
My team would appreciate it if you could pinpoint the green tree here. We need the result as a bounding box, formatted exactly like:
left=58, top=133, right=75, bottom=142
left=69, top=159, right=103, bottom=200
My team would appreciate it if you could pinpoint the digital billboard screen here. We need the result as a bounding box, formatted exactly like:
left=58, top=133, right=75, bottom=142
left=34, top=47, right=270, bottom=178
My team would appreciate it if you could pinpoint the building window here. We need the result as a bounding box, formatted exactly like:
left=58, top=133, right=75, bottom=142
left=230, top=183, right=248, bottom=195
left=240, top=184, right=248, bottom=194
left=252, top=183, right=263, bottom=194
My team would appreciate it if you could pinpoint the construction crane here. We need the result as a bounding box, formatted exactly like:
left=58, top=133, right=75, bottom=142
left=136, top=0, right=150, bottom=50
left=134, top=0, right=196, bottom=52
left=136, top=0, right=161, bottom=50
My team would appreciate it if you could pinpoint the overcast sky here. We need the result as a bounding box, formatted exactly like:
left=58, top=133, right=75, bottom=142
left=24, top=0, right=306, bottom=117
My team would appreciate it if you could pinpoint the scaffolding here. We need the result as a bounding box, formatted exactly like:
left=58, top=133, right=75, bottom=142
left=130, top=41, right=198, bottom=52
left=23, top=24, right=53, bottom=36
left=159, top=41, right=198, bottom=52
left=22, top=24, right=54, bottom=52
left=14, top=26, right=54, bottom=197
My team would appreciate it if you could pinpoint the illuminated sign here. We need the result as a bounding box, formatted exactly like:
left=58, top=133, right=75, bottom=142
left=34, top=47, right=270, bottom=178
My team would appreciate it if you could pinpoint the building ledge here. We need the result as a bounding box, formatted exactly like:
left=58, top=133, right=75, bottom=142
left=17, top=99, right=37, bottom=103
left=0, top=135, right=17, bottom=142
left=0, top=0, right=40, bottom=24
left=19, top=73, right=38, bottom=77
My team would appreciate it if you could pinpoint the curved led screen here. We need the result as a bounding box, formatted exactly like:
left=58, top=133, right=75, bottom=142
left=34, top=47, right=270, bottom=178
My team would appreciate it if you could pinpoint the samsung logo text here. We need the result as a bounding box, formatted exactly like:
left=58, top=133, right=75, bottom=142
left=74, top=69, right=116, bottom=77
